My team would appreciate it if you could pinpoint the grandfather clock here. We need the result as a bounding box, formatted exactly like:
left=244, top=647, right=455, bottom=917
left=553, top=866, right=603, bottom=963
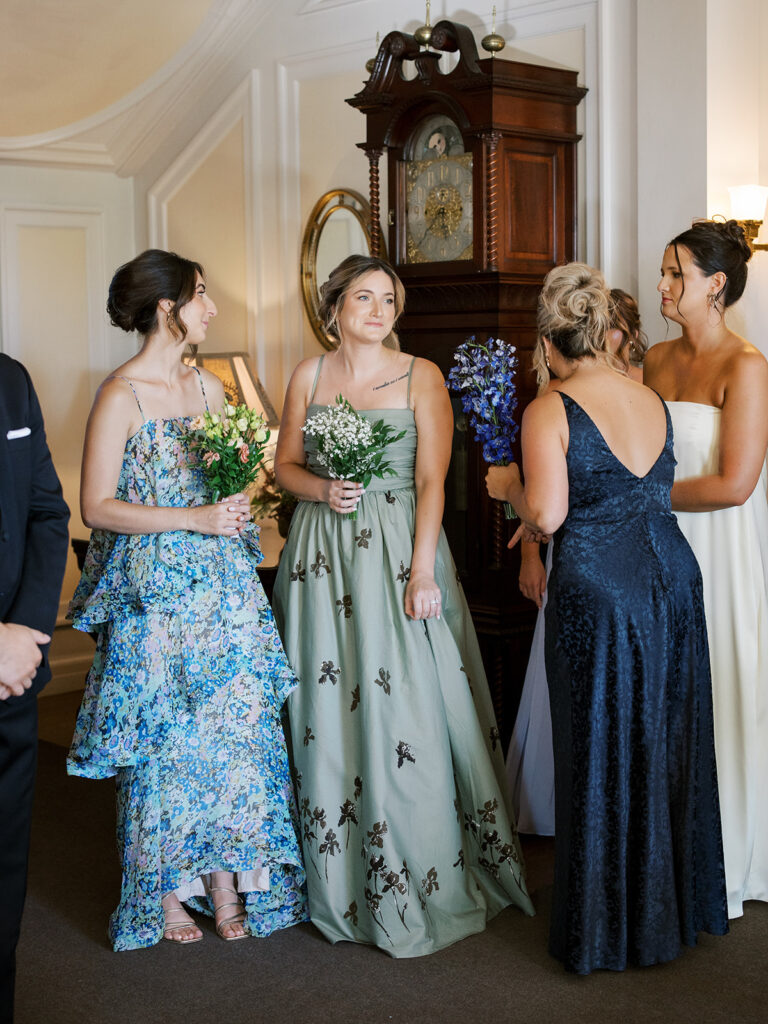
left=347, top=20, right=586, bottom=741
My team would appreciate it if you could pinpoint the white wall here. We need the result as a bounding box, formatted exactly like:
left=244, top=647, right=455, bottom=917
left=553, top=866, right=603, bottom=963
left=636, top=0, right=708, bottom=346
left=0, top=164, right=134, bottom=692
left=0, top=165, right=135, bottom=548
left=706, top=0, right=762, bottom=221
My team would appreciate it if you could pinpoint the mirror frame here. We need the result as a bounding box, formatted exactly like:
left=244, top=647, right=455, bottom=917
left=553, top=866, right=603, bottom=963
left=300, top=188, right=386, bottom=350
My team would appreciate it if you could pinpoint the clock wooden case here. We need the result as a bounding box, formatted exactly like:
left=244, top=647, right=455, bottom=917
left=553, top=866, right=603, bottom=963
left=347, top=20, right=586, bottom=741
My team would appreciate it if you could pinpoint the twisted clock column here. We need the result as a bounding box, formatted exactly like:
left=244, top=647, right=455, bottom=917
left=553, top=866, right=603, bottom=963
left=482, top=131, right=502, bottom=271
left=363, top=146, right=383, bottom=256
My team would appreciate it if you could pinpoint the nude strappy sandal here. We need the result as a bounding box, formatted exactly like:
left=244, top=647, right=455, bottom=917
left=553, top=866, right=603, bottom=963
left=203, top=875, right=250, bottom=941
left=162, top=902, right=203, bottom=944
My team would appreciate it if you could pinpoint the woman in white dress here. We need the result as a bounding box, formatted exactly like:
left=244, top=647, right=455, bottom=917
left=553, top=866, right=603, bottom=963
left=508, top=291, right=646, bottom=835
left=644, top=219, right=768, bottom=919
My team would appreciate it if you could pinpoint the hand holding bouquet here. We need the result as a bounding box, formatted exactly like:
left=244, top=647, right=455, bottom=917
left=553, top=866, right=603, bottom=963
left=447, top=336, right=519, bottom=519
left=190, top=403, right=270, bottom=503
left=302, top=395, right=406, bottom=520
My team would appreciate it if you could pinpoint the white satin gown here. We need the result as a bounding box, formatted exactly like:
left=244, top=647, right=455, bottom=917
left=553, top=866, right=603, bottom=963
left=669, top=401, right=768, bottom=919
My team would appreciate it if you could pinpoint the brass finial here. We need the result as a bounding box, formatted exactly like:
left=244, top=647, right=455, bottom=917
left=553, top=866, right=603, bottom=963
left=481, top=6, right=506, bottom=56
left=365, top=32, right=380, bottom=75
left=414, top=0, right=432, bottom=47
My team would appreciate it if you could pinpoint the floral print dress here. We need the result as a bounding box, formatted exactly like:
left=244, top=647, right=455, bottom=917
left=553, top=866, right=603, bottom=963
left=68, top=373, right=308, bottom=950
left=272, top=360, right=533, bottom=958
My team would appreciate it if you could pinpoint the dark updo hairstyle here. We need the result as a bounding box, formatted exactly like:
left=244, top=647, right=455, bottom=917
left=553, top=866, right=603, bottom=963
left=319, top=254, right=406, bottom=350
left=107, top=248, right=204, bottom=341
left=667, top=218, right=752, bottom=311
left=533, top=262, right=614, bottom=388
left=609, top=287, right=648, bottom=366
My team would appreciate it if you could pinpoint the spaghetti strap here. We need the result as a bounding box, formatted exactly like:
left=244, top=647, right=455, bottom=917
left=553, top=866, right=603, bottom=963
left=309, top=355, right=325, bottom=404
left=114, top=375, right=146, bottom=422
left=191, top=365, right=210, bottom=412
left=406, top=356, right=417, bottom=408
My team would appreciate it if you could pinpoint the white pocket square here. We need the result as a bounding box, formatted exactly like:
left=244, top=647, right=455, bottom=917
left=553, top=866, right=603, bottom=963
left=6, top=427, right=31, bottom=440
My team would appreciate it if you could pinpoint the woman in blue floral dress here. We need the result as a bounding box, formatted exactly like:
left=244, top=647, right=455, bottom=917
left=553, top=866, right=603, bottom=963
left=68, top=249, right=307, bottom=949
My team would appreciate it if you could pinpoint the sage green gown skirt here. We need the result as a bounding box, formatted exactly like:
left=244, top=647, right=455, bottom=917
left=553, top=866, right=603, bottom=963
left=273, top=407, right=533, bottom=957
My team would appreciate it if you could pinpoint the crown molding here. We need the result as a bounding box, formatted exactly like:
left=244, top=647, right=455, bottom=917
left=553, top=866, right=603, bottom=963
left=298, top=0, right=368, bottom=13
left=0, top=141, right=115, bottom=171
left=0, top=0, right=270, bottom=175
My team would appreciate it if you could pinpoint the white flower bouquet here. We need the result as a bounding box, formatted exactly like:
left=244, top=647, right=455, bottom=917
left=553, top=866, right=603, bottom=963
left=189, top=403, right=270, bottom=502
left=302, top=395, right=406, bottom=519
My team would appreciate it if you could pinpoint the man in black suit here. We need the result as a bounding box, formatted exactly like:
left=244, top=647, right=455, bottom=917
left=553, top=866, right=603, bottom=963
left=0, top=353, right=69, bottom=1023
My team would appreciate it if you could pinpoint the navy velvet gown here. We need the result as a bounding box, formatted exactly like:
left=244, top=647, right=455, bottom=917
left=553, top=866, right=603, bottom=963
left=544, top=393, right=728, bottom=974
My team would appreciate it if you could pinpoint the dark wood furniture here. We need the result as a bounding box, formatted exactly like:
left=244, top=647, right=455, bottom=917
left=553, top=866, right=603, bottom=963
left=348, top=20, right=586, bottom=742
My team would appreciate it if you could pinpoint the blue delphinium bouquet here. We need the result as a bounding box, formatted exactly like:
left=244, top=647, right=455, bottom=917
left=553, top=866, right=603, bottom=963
left=447, top=337, right=519, bottom=520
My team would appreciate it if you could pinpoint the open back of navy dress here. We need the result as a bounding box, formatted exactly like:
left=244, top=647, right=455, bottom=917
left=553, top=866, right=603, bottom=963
left=544, top=392, right=728, bottom=973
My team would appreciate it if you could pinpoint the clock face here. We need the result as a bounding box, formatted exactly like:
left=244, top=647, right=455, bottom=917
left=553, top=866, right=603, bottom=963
left=405, top=115, right=473, bottom=264
left=409, top=114, right=466, bottom=161
left=406, top=152, right=473, bottom=263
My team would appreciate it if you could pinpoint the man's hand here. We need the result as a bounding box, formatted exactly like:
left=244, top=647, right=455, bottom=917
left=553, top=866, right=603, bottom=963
left=0, top=622, right=50, bottom=699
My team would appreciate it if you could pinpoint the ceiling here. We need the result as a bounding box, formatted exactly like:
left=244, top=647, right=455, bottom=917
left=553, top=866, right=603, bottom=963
left=0, top=0, right=213, bottom=137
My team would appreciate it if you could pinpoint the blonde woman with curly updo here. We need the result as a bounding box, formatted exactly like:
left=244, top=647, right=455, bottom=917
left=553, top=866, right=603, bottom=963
left=486, top=262, right=728, bottom=973
left=509, top=288, right=648, bottom=839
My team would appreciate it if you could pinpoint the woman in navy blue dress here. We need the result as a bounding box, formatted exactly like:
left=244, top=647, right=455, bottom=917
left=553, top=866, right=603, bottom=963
left=487, top=262, right=728, bottom=973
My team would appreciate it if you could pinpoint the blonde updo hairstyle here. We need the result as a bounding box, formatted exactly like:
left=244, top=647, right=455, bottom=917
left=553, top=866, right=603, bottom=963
left=532, top=263, right=617, bottom=390
left=319, top=254, right=405, bottom=350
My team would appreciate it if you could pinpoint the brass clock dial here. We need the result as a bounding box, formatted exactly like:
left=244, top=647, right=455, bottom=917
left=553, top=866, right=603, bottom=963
left=406, top=152, right=473, bottom=263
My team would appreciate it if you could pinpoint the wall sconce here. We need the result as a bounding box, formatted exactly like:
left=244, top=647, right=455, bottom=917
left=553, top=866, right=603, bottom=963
left=728, top=184, right=768, bottom=251
left=183, top=349, right=279, bottom=426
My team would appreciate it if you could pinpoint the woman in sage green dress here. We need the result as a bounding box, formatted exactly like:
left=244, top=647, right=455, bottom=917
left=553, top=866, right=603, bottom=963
left=272, top=255, right=533, bottom=957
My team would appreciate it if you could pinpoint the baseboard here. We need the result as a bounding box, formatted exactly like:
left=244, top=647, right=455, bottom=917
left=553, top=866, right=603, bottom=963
left=43, top=621, right=93, bottom=698
left=43, top=657, right=90, bottom=696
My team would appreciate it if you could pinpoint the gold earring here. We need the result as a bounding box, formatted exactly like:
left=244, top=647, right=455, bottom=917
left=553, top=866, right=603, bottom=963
left=166, top=308, right=174, bottom=326
left=707, top=292, right=717, bottom=308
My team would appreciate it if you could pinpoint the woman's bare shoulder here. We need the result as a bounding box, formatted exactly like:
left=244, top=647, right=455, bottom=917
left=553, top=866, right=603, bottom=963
left=289, top=355, right=323, bottom=387
left=410, top=355, right=445, bottom=387
left=643, top=338, right=680, bottom=367
left=729, top=332, right=768, bottom=363
left=523, top=388, right=567, bottom=423
left=724, top=336, right=768, bottom=387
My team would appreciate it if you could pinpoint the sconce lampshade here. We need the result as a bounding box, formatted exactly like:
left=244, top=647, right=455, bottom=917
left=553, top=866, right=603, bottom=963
left=728, top=184, right=768, bottom=222
left=183, top=349, right=279, bottom=427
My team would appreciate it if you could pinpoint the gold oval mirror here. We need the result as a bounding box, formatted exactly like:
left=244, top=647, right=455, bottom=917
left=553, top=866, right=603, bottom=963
left=300, top=188, right=386, bottom=350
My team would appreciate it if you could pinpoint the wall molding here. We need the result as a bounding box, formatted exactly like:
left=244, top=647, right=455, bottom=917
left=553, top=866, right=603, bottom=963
left=276, top=38, right=377, bottom=385
left=148, top=72, right=262, bottom=362
left=0, top=204, right=108, bottom=369
left=298, top=0, right=369, bottom=13
left=0, top=0, right=271, bottom=176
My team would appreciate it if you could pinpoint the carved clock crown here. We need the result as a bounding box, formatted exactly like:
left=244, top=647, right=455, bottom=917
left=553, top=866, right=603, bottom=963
left=347, top=19, right=586, bottom=276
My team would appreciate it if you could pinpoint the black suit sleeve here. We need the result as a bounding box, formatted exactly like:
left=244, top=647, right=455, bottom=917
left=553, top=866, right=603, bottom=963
left=5, top=364, right=69, bottom=638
